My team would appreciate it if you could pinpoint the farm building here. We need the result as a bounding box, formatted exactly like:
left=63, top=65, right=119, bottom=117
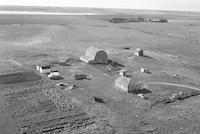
left=141, top=68, right=148, bottom=73
left=36, top=65, right=51, bottom=74
left=119, top=69, right=128, bottom=76
left=115, top=76, right=131, bottom=92
left=141, top=68, right=151, bottom=74
left=36, top=65, right=40, bottom=72
left=134, top=48, right=143, bottom=56
left=48, top=71, right=60, bottom=78
left=115, top=76, right=141, bottom=92
left=80, top=45, right=108, bottom=64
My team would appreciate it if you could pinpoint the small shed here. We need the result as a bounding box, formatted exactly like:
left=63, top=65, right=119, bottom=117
left=36, top=65, right=51, bottom=74
left=80, top=45, right=108, bottom=64
left=48, top=71, right=60, bottom=78
left=141, top=68, right=148, bottom=73
left=115, top=76, right=141, bottom=92
left=36, top=65, right=40, bottom=72
left=119, top=69, right=128, bottom=76
left=115, top=76, right=131, bottom=92
left=134, top=48, right=143, bottom=56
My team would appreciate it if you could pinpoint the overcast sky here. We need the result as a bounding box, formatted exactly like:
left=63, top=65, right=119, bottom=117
left=1, top=0, right=200, bottom=11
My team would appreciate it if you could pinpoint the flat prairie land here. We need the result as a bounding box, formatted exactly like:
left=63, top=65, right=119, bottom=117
left=0, top=6, right=200, bottom=134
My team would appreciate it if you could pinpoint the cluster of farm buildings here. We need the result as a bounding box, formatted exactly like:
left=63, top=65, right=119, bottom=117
left=36, top=65, right=61, bottom=80
left=36, top=45, right=147, bottom=93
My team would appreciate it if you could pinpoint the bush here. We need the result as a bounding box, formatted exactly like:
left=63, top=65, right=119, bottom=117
left=109, top=17, right=146, bottom=23
left=159, top=19, right=168, bottom=23
left=109, top=17, right=128, bottom=23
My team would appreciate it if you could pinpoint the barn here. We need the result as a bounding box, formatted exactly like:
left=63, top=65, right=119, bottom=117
left=134, top=48, right=143, bottom=56
left=80, top=45, right=108, bottom=64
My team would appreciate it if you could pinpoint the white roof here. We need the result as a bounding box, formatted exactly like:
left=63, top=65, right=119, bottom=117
left=135, top=48, right=143, bottom=52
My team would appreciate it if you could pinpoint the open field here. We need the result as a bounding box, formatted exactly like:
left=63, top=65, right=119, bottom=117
left=0, top=71, right=41, bottom=84
left=0, top=6, right=200, bottom=134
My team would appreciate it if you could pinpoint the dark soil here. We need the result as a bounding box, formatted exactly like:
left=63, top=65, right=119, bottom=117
left=0, top=71, right=41, bottom=84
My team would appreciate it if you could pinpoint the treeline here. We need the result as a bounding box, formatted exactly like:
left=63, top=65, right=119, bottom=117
left=109, top=17, right=146, bottom=23
left=109, top=17, right=168, bottom=23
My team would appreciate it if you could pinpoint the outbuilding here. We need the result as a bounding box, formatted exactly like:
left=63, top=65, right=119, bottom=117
left=134, top=48, right=143, bottom=56
left=36, top=65, right=40, bottom=72
left=115, top=76, right=132, bottom=92
left=141, top=68, right=147, bottom=73
left=119, top=69, right=128, bottom=76
left=80, top=45, right=108, bottom=64
left=48, top=71, right=60, bottom=78
left=115, top=76, right=141, bottom=92
left=36, top=65, right=51, bottom=74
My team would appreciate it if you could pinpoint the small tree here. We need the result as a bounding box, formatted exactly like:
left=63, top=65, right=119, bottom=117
left=137, top=17, right=145, bottom=22
left=109, top=17, right=128, bottom=23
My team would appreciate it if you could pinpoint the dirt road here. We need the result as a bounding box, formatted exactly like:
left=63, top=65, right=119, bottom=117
left=8, top=59, right=23, bottom=67
left=147, top=82, right=200, bottom=91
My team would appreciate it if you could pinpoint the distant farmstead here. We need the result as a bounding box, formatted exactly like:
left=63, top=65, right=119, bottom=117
left=36, top=65, right=51, bottom=74
left=134, top=48, right=143, bottom=56
left=149, top=19, right=168, bottom=23
left=80, top=45, right=108, bottom=64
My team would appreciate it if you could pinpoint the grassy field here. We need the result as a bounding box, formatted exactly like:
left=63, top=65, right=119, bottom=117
left=0, top=6, right=200, bottom=134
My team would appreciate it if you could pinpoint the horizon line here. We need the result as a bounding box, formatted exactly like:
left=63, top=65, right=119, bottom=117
left=0, top=5, right=200, bottom=13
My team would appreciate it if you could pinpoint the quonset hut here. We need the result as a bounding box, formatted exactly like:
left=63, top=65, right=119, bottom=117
left=115, top=76, right=141, bottom=92
left=80, top=45, right=108, bottom=64
left=115, top=76, right=131, bottom=92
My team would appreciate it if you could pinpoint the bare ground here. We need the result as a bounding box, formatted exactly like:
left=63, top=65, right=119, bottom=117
left=0, top=6, right=200, bottom=134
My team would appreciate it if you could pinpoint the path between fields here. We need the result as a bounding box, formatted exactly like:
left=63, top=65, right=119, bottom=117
left=7, top=59, right=23, bottom=67
left=147, top=82, right=200, bottom=91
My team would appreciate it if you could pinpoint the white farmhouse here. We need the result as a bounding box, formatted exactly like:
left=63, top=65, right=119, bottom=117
left=36, top=65, right=51, bottom=74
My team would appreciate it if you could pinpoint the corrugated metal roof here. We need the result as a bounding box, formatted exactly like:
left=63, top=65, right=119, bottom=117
left=115, top=76, right=131, bottom=92
left=80, top=45, right=107, bottom=64
left=85, top=45, right=103, bottom=59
